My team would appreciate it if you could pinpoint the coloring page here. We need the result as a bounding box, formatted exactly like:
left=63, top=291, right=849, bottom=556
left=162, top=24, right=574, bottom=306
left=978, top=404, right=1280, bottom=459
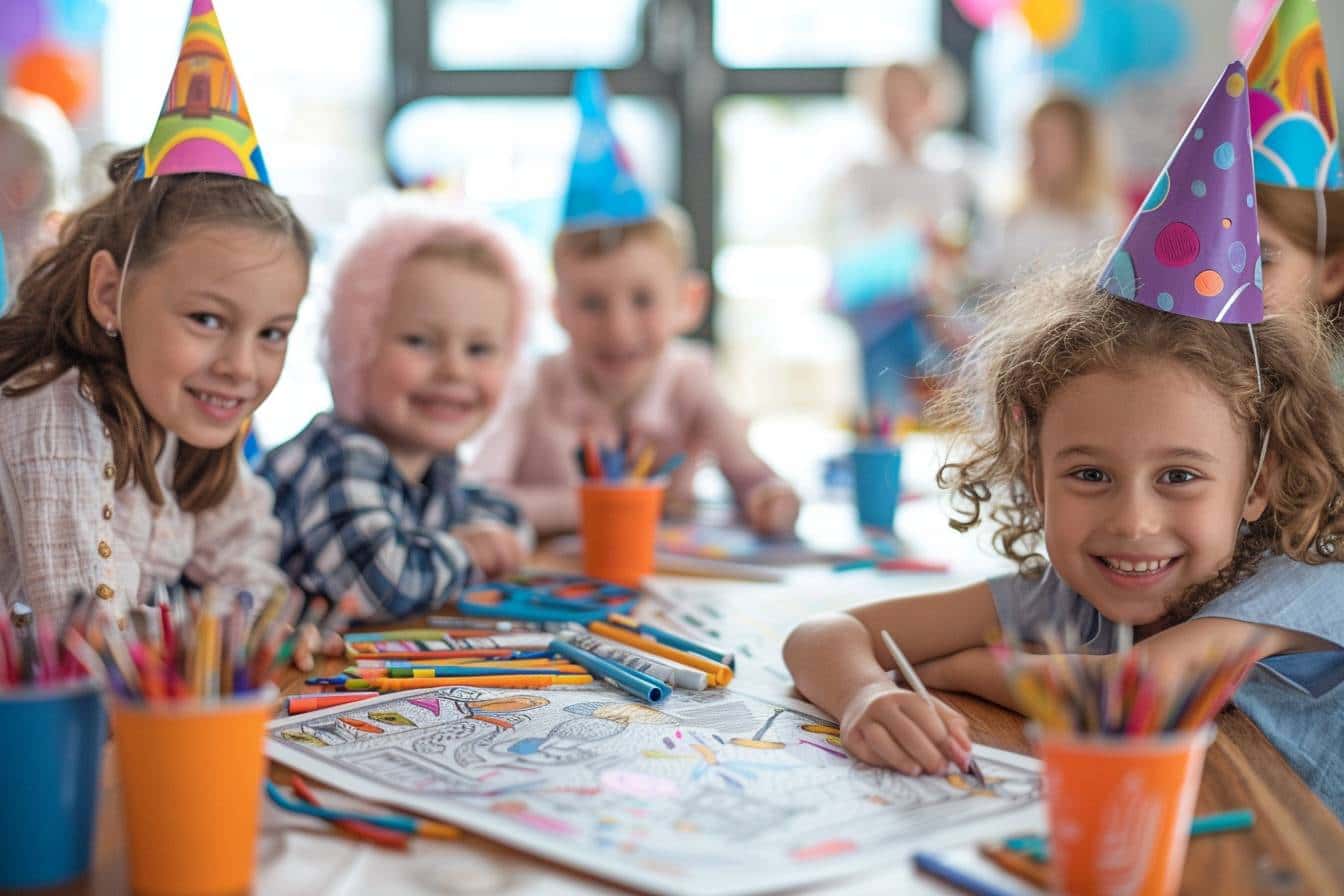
left=268, top=684, right=1042, bottom=895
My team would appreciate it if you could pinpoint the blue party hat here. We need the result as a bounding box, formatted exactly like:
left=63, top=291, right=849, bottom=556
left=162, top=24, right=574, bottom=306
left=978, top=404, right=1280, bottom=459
left=561, top=69, right=656, bottom=231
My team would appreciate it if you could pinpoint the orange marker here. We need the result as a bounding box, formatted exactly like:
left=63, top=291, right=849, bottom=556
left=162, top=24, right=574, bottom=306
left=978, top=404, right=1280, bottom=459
left=286, top=693, right=380, bottom=714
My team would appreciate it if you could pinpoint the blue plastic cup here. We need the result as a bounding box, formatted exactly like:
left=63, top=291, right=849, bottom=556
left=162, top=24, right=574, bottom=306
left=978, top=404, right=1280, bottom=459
left=0, top=678, right=104, bottom=889
left=851, top=444, right=903, bottom=531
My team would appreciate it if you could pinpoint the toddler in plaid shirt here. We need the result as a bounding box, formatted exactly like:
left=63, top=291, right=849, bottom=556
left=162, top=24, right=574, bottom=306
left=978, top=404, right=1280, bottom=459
left=260, top=205, right=537, bottom=620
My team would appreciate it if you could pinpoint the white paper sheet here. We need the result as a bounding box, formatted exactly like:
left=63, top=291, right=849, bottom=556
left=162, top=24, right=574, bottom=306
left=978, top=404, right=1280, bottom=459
left=266, top=683, right=1043, bottom=896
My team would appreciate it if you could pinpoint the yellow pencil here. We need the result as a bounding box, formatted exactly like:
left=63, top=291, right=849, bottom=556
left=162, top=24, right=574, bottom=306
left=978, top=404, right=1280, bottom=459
left=631, top=446, right=656, bottom=480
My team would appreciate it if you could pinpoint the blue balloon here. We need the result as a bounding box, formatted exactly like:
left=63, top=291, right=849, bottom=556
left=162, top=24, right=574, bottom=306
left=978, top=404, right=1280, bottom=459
left=1046, top=0, right=1122, bottom=98
left=1046, top=0, right=1189, bottom=95
left=48, top=0, right=106, bottom=48
left=1120, top=1, right=1191, bottom=76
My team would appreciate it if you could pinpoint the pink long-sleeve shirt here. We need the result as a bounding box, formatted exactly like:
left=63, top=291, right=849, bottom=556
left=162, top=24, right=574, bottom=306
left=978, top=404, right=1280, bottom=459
left=468, top=342, right=779, bottom=534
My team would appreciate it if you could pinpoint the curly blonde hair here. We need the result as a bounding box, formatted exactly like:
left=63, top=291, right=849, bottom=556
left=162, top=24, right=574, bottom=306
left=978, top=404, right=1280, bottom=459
left=930, top=256, right=1344, bottom=620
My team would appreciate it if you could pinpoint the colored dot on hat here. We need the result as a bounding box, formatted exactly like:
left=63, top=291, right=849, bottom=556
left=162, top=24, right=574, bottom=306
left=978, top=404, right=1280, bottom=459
left=1191, top=180, right=1207, bottom=197
left=1222, top=218, right=1232, bottom=229
left=1194, top=128, right=1205, bottom=141
left=1230, top=241, right=1247, bottom=273
left=1214, top=142, right=1236, bottom=170
left=1154, top=222, right=1200, bottom=267
left=1247, top=193, right=1255, bottom=208
left=1157, top=292, right=1175, bottom=311
left=1226, top=73, right=1245, bottom=97
left=1195, top=270, right=1224, bottom=297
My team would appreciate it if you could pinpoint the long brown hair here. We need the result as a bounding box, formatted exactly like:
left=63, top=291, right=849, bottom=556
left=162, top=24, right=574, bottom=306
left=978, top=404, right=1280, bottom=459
left=1025, top=92, right=1113, bottom=213
left=0, top=146, right=313, bottom=512
left=930, top=256, right=1344, bottom=621
left=1257, top=183, right=1344, bottom=309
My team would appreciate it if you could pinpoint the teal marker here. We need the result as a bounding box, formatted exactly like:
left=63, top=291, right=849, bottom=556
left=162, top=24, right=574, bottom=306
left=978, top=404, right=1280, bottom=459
left=1004, top=809, right=1254, bottom=861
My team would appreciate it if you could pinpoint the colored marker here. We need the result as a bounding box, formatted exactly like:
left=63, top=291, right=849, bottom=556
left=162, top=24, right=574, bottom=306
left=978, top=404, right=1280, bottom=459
left=287, top=692, right=380, bottom=714
left=549, top=639, right=667, bottom=703
left=589, top=620, right=732, bottom=686
left=606, top=614, right=734, bottom=669
left=914, top=851, right=1021, bottom=896
left=345, top=673, right=594, bottom=692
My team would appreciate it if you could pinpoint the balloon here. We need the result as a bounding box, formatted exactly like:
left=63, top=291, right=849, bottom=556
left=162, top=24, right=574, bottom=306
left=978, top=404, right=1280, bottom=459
left=1020, top=0, right=1079, bottom=49
left=49, top=0, right=108, bottom=48
left=10, top=42, right=95, bottom=120
left=1045, top=0, right=1120, bottom=97
left=951, top=0, right=1019, bottom=29
left=0, top=0, right=46, bottom=55
left=1231, top=0, right=1278, bottom=58
left=1119, top=0, right=1191, bottom=76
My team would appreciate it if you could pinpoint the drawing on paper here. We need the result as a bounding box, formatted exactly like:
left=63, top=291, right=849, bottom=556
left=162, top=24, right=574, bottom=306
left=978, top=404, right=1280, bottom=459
left=268, top=684, right=1042, bottom=896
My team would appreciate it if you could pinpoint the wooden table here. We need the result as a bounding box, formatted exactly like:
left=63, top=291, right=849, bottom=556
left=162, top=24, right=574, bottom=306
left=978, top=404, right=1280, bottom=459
left=73, top=626, right=1344, bottom=895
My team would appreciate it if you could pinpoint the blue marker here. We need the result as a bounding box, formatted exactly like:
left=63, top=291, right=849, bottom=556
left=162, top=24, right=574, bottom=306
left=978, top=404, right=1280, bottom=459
left=549, top=639, right=666, bottom=703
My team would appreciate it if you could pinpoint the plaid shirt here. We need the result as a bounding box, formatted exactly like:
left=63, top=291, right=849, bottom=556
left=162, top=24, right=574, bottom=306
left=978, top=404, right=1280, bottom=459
left=258, top=412, right=526, bottom=620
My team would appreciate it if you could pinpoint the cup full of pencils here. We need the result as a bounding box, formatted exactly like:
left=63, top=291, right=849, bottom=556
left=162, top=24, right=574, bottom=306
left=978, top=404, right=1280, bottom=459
left=72, top=585, right=297, bottom=896
left=0, top=601, right=104, bottom=890
left=849, top=410, right=909, bottom=532
left=998, top=631, right=1261, bottom=896
left=574, top=434, right=676, bottom=586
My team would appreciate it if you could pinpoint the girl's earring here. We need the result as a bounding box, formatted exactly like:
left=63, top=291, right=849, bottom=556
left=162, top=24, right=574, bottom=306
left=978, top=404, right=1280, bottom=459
left=105, top=322, right=119, bottom=339
left=1238, top=519, right=1251, bottom=537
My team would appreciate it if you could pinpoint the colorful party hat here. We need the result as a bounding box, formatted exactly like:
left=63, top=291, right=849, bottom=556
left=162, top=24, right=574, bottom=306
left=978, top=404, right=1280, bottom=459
left=135, top=0, right=269, bottom=185
left=561, top=69, right=656, bottom=231
left=1099, top=63, right=1263, bottom=324
left=1247, top=0, right=1342, bottom=189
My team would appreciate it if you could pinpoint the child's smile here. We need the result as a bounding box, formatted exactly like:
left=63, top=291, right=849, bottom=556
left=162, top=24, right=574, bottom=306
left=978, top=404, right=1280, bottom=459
left=362, top=255, right=513, bottom=482
left=1036, top=360, right=1268, bottom=624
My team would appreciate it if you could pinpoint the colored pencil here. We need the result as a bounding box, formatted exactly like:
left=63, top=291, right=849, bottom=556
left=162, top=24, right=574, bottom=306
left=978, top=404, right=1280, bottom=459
left=881, top=630, right=987, bottom=787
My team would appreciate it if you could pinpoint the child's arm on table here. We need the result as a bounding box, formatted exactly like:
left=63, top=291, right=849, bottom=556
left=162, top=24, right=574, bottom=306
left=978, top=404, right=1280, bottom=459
left=914, top=611, right=1340, bottom=708
left=686, top=354, right=800, bottom=536
left=184, top=461, right=328, bottom=667
left=289, top=467, right=486, bottom=622
left=452, top=482, right=534, bottom=578
left=783, top=582, right=998, bottom=774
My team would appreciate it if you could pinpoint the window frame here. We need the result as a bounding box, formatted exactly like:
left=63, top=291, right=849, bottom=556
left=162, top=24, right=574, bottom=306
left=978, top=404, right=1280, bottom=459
left=387, top=0, right=973, bottom=342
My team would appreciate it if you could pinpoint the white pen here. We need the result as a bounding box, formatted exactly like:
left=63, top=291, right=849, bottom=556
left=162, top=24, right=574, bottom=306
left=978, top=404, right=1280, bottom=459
left=880, top=629, right=987, bottom=787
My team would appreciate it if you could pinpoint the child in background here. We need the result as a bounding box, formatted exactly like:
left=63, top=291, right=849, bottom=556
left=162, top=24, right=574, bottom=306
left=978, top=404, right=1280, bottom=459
left=967, top=92, right=1123, bottom=288
left=259, top=206, right=535, bottom=620
left=0, top=1, right=311, bottom=625
left=1247, top=0, right=1344, bottom=320
left=1256, top=185, right=1344, bottom=315
left=0, top=108, right=57, bottom=298
left=471, top=70, right=800, bottom=537
left=785, top=66, right=1344, bottom=819
left=823, top=58, right=978, bottom=416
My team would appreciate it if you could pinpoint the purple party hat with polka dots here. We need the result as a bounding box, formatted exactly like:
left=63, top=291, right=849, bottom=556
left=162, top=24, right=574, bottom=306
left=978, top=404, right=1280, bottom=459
left=1100, top=63, right=1263, bottom=324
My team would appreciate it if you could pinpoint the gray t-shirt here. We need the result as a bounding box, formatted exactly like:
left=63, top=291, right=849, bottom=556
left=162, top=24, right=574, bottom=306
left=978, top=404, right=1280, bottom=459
left=989, top=555, right=1344, bottom=821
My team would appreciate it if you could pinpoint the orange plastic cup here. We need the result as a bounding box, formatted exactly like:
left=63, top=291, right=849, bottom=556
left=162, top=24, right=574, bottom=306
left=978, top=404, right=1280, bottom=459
left=579, top=481, right=665, bottom=586
left=1035, top=725, right=1214, bottom=896
left=110, top=686, right=277, bottom=895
